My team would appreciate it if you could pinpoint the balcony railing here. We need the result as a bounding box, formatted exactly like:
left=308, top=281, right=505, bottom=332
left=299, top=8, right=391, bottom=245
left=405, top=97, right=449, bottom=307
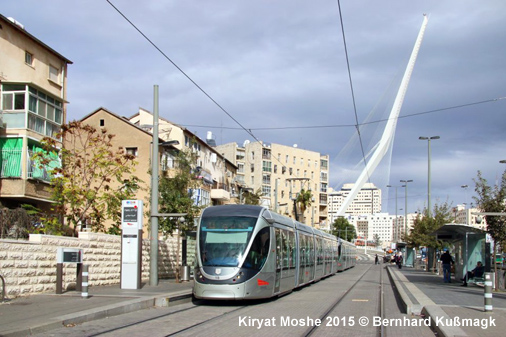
left=27, top=150, right=54, bottom=182
left=0, top=149, right=22, bottom=178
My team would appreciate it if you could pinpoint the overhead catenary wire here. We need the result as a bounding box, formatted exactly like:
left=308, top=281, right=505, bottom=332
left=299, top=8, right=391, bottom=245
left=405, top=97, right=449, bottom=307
left=336, top=0, right=371, bottom=184
left=179, top=96, right=505, bottom=131
left=105, top=0, right=261, bottom=144
left=104, top=0, right=318, bottom=192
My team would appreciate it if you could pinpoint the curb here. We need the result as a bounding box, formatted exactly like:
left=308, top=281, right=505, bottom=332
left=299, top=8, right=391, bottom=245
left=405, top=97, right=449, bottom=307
left=1, top=290, right=193, bottom=337
left=386, top=265, right=421, bottom=315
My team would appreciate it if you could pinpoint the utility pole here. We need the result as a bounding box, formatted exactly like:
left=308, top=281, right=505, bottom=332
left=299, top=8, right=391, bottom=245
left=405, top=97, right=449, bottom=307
left=150, top=85, right=160, bottom=286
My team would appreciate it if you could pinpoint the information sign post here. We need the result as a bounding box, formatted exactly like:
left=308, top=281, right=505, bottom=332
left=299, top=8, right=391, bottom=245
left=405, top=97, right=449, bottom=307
left=56, top=248, right=83, bottom=294
left=121, top=200, right=143, bottom=289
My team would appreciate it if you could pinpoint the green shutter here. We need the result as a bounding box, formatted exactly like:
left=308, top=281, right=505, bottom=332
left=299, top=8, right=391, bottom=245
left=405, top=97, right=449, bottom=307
left=0, top=138, right=23, bottom=177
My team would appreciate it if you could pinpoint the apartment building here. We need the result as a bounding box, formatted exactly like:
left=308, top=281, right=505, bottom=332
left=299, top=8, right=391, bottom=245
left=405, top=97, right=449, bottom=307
left=452, top=204, right=486, bottom=230
left=216, top=141, right=329, bottom=227
left=0, top=14, right=72, bottom=211
left=344, top=213, right=394, bottom=248
left=327, top=183, right=382, bottom=222
left=128, top=108, right=238, bottom=207
left=77, top=107, right=238, bottom=232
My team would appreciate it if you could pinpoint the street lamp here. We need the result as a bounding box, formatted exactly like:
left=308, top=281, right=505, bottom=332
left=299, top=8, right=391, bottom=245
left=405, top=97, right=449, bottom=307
left=387, top=185, right=401, bottom=242
left=419, top=136, right=440, bottom=216
left=461, top=184, right=469, bottom=225
left=400, top=179, right=413, bottom=240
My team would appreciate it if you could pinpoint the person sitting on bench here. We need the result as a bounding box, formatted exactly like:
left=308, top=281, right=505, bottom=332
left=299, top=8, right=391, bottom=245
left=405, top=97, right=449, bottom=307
left=461, top=261, right=484, bottom=286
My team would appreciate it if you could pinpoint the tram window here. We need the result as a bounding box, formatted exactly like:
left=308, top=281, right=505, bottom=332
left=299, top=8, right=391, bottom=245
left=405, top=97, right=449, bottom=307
left=276, top=228, right=282, bottom=269
left=199, top=216, right=256, bottom=267
left=289, top=231, right=296, bottom=268
left=243, top=227, right=270, bottom=271
left=282, top=230, right=292, bottom=269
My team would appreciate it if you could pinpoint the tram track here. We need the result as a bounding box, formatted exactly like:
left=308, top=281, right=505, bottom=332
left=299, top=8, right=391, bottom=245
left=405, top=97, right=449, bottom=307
left=303, top=262, right=379, bottom=336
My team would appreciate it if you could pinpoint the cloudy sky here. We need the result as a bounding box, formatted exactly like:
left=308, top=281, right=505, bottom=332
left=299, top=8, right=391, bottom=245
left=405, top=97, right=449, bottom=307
left=4, top=0, right=506, bottom=215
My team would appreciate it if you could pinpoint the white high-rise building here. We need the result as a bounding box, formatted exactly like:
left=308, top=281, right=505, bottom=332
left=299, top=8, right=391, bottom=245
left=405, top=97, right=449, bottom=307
left=328, top=183, right=382, bottom=223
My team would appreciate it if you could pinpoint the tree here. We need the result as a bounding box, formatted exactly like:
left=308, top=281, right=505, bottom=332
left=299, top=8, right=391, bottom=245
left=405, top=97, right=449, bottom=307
left=474, top=170, right=506, bottom=290
left=296, top=189, right=312, bottom=223
left=36, top=121, right=141, bottom=235
left=331, top=217, right=356, bottom=242
left=158, top=147, right=201, bottom=282
left=404, top=202, right=453, bottom=270
left=242, top=188, right=262, bottom=205
left=373, top=234, right=382, bottom=248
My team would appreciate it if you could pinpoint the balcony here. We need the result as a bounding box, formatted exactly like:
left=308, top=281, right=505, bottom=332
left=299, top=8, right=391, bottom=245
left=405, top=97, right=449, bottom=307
left=211, top=182, right=230, bottom=201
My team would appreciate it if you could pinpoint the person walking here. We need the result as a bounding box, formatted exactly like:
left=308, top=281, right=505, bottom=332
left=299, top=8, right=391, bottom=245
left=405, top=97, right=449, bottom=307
left=440, top=249, right=454, bottom=283
left=375, top=254, right=379, bottom=265
left=397, top=253, right=403, bottom=269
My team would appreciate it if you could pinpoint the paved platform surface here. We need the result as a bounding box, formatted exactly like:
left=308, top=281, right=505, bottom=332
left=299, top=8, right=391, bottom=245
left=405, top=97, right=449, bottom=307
left=1, top=265, right=505, bottom=337
left=388, top=265, right=506, bottom=337
left=0, top=280, right=193, bottom=337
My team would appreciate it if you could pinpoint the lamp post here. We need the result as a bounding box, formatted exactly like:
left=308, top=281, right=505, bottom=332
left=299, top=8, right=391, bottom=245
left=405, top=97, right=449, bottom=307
left=419, top=136, right=440, bottom=216
left=400, top=179, right=413, bottom=240
left=461, top=184, right=469, bottom=225
left=387, top=185, right=400, bottom=242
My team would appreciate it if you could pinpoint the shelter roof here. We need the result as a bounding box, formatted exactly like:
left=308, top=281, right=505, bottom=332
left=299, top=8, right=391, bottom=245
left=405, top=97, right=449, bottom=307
left=430, top=224, right=485, bottom=242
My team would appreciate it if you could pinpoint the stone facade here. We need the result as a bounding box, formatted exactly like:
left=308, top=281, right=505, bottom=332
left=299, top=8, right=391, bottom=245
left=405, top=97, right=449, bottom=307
left=0, top=232, right=195, bottom=298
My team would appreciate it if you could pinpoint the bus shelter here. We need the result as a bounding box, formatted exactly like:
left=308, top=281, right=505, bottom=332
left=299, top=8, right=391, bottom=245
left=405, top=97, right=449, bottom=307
left=430, top=224, right=489, bottom=281
left=395, top=242, right=416, bottom=267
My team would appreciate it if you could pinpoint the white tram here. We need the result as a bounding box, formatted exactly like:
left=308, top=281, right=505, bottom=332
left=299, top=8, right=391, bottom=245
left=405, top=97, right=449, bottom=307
left=193, top=205, right=356, bottom=300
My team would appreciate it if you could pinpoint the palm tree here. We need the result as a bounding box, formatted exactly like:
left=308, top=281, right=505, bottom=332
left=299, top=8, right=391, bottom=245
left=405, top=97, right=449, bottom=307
left=296, top=189, right=312, bottom=223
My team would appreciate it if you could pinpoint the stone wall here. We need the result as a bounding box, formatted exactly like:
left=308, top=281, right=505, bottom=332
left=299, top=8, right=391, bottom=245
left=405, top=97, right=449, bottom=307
left=0, top=232, right=195, bottom=298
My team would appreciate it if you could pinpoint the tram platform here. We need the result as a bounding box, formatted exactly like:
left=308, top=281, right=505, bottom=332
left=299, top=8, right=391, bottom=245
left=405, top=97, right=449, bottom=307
left=387, top=265, right=506, bottom=337
left=0, top=279, right=193, bottom=337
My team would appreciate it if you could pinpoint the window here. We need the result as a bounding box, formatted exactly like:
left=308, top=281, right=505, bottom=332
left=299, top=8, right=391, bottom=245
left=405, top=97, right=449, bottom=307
left=1, top=84, right=63, bottom=139
left=273, top=164, right=277, bottom=173
left=262, top=148, right=271, bottom=159
left=262, top=185, right=271, bottom=196
left=262, top=161, right=272, bottom=172
left=126, top=147, right=138, bottom=157
left=49, top=65, right=59, bottom=83
left=25, top=51, right=33, bottom=66
left=293, top=156, right=296, bottom=164
left=100, top=119, right=105, bottom=127
left=286, top=155, right=289, bottom=164
left=262, top=174, right=271, bottom=185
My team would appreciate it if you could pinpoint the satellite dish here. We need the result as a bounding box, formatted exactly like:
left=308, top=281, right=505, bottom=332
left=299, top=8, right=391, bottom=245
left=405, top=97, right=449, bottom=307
left=293, top=144, right=298, bottom=148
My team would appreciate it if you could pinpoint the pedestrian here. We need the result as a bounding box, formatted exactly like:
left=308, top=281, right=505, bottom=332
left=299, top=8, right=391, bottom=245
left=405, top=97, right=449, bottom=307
left=397, top=253, right=403, bottom=269
left=375, top=254, right=379, bottom=265
left=440, top=249, right=454, bottom=283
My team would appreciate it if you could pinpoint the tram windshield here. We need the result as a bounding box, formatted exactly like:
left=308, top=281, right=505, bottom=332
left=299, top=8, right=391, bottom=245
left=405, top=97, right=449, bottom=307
left=199, top=216, right=257, bottom=267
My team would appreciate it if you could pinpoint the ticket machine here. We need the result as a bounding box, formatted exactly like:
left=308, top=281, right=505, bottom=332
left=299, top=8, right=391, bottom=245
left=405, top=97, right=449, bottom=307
left=120, top=200, right=143, bottom=289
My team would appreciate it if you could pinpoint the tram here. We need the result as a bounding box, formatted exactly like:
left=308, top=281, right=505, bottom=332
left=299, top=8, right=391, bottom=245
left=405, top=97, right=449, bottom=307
left=193, top=204, right=356, bottom=300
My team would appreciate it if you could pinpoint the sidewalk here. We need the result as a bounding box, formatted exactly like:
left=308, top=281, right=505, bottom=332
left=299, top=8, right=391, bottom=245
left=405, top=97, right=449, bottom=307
left=388, top=265, right=506, bottom=337
left=0, top=279, right=193, bottom=337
